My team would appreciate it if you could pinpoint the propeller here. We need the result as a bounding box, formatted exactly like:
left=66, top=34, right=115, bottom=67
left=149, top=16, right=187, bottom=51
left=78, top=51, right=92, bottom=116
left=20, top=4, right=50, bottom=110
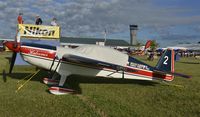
left=9, top=52, right=17, bottom=73
left=2, top=31, right=21, bottom=82
left=3, top=41, right=20, bottom=75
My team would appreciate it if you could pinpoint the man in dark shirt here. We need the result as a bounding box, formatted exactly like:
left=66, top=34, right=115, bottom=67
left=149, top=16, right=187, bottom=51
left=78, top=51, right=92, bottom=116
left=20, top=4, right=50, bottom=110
left=35, top=15, right=42, bottom=25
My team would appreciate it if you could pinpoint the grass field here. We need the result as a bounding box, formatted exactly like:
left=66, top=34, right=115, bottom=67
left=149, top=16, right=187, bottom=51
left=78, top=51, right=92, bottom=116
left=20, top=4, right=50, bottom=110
left=0, top=52, right=200, bottom=117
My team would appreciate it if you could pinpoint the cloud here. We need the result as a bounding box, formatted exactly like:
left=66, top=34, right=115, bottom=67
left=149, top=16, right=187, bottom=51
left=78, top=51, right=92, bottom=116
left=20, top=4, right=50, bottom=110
left=0, top=0, right=200, bottom=45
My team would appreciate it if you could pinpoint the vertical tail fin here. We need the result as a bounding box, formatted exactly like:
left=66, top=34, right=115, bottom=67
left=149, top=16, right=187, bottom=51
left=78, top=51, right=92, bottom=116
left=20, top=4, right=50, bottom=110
left=155, top=49, right=174, bottom=73
left=155, top=49, right=191, bottom=80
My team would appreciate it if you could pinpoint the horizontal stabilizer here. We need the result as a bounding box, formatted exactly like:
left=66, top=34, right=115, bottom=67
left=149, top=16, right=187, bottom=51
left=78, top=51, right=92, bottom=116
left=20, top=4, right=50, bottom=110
left=154, top=70, right=191, bottom=79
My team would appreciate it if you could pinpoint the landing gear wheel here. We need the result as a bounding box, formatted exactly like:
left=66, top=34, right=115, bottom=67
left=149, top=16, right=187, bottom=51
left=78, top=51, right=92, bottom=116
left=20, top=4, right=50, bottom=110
left=48, top=86, right=75, bottom=95
left=43, top=78, right=59, bottom=85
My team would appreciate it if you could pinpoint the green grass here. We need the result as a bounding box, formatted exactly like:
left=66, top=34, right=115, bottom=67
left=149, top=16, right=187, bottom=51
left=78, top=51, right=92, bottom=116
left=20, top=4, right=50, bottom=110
left=0, top=52, right=200, bottom=117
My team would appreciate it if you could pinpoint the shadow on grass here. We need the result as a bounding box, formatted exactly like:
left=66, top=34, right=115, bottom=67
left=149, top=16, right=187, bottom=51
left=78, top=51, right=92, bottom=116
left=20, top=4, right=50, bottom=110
left=178, top=61, right=200, bottom=64
left=0, top=69, right=159, bottom=94
left=66, top=75, right=159, bottom=94
left=5, top=57, right=11, bottom=64
left=0, top=69, right=49, bottom=82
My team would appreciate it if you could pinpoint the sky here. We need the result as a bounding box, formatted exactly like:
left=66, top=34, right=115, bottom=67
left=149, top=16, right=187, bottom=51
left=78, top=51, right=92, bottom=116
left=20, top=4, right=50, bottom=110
left=0, top=0, right=200, bottom=47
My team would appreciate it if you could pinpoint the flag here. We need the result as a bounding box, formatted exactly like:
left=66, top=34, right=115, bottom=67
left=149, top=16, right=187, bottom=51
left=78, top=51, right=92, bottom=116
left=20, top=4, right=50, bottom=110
left=144, top=40, right=152, bottom=49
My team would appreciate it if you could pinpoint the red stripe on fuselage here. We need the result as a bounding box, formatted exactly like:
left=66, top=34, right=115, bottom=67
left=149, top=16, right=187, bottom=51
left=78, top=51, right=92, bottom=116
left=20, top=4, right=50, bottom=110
left=20, top=46, right=56, bottom=59
left=103, top=65, right=173, bottom=81
left=125, top=66, right=173, bottom=81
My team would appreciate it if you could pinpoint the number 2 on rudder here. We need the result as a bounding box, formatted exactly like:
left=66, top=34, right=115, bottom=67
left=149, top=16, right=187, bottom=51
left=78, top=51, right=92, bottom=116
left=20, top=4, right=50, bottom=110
left=163, top=56, right=168, bottom=65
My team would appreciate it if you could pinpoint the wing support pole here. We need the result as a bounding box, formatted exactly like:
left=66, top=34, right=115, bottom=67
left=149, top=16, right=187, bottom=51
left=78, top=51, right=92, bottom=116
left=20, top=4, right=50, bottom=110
left=48, top=57, right=57, bottom=77
left=50, top=59, right=61, bottom=79
left=49, top=57, right=57, bottom=71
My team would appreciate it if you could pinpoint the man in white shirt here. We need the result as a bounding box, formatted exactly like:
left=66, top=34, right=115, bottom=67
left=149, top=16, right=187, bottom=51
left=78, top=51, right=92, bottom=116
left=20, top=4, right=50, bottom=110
left=51, top=17, right=59, bottom=26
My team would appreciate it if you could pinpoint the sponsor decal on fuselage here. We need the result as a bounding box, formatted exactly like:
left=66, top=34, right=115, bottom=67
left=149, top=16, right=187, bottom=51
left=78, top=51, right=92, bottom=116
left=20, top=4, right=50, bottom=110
left=29, top=49, right=48, bottom=57
left=20, top=46, right=56, bottom=59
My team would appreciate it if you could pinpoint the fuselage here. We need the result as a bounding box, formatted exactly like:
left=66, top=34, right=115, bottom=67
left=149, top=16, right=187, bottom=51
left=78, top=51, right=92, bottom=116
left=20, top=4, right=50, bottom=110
left=18, top=42, right=173, bottom=81
left=20, top=43, right=57, bottom=70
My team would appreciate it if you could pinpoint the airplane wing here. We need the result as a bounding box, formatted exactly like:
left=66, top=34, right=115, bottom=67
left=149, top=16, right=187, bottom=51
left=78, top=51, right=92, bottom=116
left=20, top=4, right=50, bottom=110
left=62, top=54, right=127, bottom=71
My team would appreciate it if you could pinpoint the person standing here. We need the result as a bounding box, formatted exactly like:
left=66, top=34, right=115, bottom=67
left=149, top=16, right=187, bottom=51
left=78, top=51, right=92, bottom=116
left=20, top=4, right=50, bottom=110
left=35, top=15, right=43, bottom=25
left=50, top=17, right=59, bottom=26
left=16, top=13, right=23, bottom=42
left=17, top=13, right=24, bottom=24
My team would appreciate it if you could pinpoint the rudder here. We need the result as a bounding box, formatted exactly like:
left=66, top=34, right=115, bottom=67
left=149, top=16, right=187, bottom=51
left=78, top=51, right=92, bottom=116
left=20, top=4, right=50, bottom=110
left=155, top=49, right=174, bottom=73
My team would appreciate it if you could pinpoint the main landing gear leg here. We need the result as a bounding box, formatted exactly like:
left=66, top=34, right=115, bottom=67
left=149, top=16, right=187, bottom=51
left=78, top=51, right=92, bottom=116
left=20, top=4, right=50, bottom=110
left=58, top=74, right=67, bottom=87
left=49, top=73, right=75, bottom=95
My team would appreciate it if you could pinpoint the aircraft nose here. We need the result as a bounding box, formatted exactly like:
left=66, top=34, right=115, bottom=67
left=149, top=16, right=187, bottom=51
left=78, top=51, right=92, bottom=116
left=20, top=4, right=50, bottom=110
left=3, top=41, right=20, bottom=52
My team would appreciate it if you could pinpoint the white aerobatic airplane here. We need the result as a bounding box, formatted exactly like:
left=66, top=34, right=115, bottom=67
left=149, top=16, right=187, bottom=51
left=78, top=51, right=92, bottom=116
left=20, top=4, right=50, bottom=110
left=3, top=38, right=190, bottom=95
